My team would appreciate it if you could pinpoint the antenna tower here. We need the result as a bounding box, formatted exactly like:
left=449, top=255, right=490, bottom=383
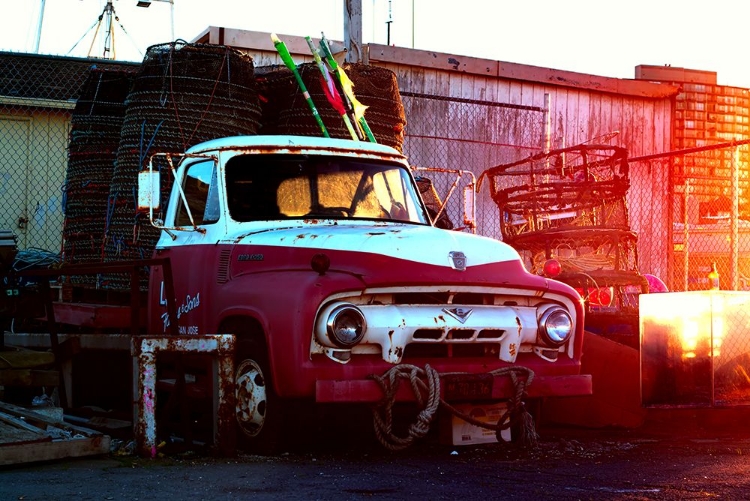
left=68, top=0, right=140, bottom=59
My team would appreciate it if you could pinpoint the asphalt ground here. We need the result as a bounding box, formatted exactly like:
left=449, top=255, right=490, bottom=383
left=3, top=406, right=750, bottom=500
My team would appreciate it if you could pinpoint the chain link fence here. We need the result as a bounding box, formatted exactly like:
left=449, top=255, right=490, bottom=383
left=4, top=53, right=750, bottom=401
left=4, top=55, right=750, bottom=295
left=401, top=92, right=546, bottom=240
left=5, top=55, right=750, bottom=293
left=402, top=90, right=750, bottom=406
left=0, top=53, right=136, bottom=271
left=0, top=58, right=547, bottom=257
left=630, top=142, right=750, bottom=292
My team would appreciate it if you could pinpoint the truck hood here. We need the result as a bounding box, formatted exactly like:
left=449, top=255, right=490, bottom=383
left=224, top=222, right=520, bottom=268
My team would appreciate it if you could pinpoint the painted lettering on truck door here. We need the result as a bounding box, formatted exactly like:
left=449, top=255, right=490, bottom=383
left=160, top=157, right=220, bottom=335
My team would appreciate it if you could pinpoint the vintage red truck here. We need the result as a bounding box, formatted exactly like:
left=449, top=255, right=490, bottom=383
left=136, top=133, right=591, bottom=448
left=5, top=133, right=592, bottom=453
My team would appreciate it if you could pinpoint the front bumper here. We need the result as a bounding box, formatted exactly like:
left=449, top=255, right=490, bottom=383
left=315, top=373, right=592, bottom=403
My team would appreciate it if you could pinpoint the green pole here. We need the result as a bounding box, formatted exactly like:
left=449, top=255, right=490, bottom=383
left=305, top=36, right=359, bottom=141
left=320, top=33, right=377, bottom=143
left=271, top=33, right=329, bottom=138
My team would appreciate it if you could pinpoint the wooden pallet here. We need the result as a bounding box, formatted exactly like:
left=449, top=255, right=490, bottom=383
left=0, top=401, right=110, bottom=466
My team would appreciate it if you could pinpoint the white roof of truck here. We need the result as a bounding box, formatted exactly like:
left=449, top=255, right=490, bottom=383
left=185, top=135, right=406, bottom=160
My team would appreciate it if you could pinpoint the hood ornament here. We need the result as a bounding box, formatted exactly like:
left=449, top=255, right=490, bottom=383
left=443, top=307, right=473, bottom=324
left=449, top=251, right=466, bottom=271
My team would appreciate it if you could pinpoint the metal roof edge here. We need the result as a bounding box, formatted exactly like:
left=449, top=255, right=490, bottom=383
left=0, top=96, right=75, bottom=110
left=0, top=50, right=141, bottom=67
left=188, top=27, right=679, bottom=99
left=367, top=43, right=679, bottom=99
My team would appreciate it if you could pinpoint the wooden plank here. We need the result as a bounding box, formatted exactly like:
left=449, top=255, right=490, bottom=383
left=577, top=91, right=591, bottom=145
left=0, top=369, right=60, bottom=386
left=497, top=60, right=679, bottom=99
left=0, top=401, right=111, bottom=466
left=611, top=95, right=624, bottom=146
left=564, top=88, right=581, bottom=147
left=477, top=75, right=497, bottom=103
left=552, top=87, right=568, bottom=148
left=0, top=401, right=101, bottom=436
left=0, top=435, right=110, bottom=466
left=509, top=82, right=522, bottom=106
left=599, top=93, right=614, bottom=140
left=51, top=302, right=142, bottom=329
left=0, top=411, right=47, bottom=435
left=369, top=43, right=499, bottom=76
left=4, top=332, right=132, bottom=351
left=0, top=421, right=46, bottom=446
left=0, top=349, right=55, bottom=369
left=448, top=71, right=464, bottom=100
left=589, top=94, right=602, bottom=142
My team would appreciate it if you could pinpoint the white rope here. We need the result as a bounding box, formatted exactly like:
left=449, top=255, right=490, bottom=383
left=370, top=364, right=538, bottom=451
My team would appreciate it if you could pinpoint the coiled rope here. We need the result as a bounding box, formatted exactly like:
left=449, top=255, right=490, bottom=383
left=370, top=364, right=538, bottom=451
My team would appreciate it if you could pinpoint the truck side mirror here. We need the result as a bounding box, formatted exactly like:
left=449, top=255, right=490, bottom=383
left=138, top=170, right=161, bottom=215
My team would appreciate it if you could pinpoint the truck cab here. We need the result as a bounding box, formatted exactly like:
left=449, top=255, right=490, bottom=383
left=139, top=134, right=591, bottom=450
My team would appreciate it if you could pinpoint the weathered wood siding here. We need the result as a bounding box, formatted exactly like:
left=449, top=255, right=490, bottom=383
left=370, top=44, right=676, bottom=280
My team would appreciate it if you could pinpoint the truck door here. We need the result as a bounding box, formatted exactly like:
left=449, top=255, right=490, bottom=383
left=154, top=157, right=221, bottom=335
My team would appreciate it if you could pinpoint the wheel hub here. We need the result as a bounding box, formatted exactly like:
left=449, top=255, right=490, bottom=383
left=235, top=359, right=267, bottom=437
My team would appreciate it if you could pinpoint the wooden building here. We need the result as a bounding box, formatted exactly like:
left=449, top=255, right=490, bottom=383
left=195, top=27, right=679, bottom=284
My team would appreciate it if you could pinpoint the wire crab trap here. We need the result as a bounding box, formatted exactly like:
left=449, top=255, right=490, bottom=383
left=480, top=144, right=648, bottom=347
left=102, top=41, right=261, bottom=290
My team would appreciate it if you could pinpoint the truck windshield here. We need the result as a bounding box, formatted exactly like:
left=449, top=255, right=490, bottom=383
left=225, top=154, right=430, bottom=224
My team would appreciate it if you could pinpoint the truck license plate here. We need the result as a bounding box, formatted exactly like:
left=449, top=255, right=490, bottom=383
left=442, top=373, right=493, bottom=401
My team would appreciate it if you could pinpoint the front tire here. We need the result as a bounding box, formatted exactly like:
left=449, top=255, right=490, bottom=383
left=235, top=341, right=282, bottom=454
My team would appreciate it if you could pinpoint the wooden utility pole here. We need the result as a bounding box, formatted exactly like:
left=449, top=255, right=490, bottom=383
left=344, top=0, right=364, bottom=63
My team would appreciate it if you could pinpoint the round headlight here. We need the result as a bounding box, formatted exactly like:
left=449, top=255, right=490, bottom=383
left=326, top=305, right=366, bottom=347
left=539, top=307, right=573, bottom=346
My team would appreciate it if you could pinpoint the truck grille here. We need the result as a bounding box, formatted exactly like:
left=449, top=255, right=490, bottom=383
left=312, top=286, right=576, bottom=365
left=412, top=328, right=506, bottom=340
